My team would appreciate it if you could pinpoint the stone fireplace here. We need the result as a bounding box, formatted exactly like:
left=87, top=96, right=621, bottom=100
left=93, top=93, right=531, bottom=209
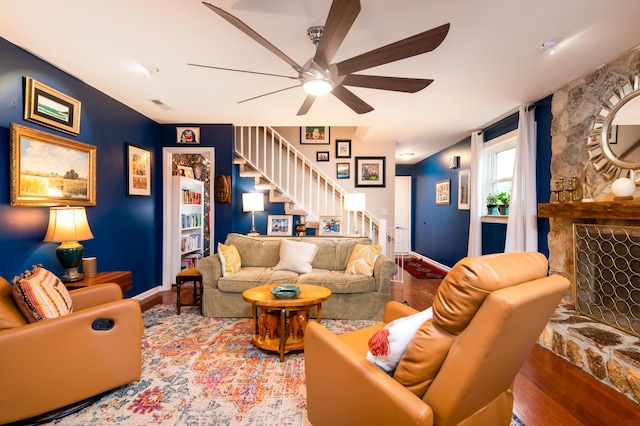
left=540, top=46, right=640, bottom=403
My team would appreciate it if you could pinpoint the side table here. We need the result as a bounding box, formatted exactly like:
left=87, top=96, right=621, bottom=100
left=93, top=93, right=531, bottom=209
left=175, top=267, right=203, bottom=315
left=64, top=271, right=133, bottom=295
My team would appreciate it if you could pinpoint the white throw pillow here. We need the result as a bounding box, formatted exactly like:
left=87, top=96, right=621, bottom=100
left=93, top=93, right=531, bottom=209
left=366, top=307, right=433, bottom=374
left=273, top=239, right=318, bottom=274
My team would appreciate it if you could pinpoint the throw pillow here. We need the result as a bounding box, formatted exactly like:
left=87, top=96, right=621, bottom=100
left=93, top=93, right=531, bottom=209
left=345, top=244, right=382, bottom=276
left=366, top=307, right=433, bottom=374
left=218, top=243, right=241, bottom=276
left=12, top=265, right=73, bottom=323
left=273, top=239, right=318, bottom=274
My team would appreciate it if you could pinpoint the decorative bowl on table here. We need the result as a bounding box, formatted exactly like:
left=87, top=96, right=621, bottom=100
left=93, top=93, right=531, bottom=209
left=271, top=285, right=301, bottom=299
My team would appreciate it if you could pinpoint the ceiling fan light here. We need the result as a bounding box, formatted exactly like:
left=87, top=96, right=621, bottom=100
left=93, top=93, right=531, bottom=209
left=303, top=78, right=333, bottom=96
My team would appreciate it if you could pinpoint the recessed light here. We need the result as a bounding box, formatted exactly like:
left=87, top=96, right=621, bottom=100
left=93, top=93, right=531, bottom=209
left=541, top=41, right=556, bottom=55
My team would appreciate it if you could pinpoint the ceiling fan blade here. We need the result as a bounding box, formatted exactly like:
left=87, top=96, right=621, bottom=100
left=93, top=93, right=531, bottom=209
left=202, top=2, right=303, bottom=71
left=313, top=0, right=361, bottom=69
left=331, top=85, right=374, bottom=114
left=296, top=95, right=317, bottom=116
left=335, top=23, right=450, bottom=76
left=188, top=63, right=298, bottom=80
left=341, top=74, right=433, bottom=93
left=237, top=84, right=301, bottom=104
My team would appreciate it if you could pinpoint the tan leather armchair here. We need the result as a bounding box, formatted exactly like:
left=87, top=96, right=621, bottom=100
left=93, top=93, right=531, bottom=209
left=305, top=252, right=569, bottom=426
left=0, top=279, right=144, bottom=424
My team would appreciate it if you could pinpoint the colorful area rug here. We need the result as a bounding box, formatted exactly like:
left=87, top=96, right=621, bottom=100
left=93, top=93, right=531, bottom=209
left=400, top=256, right=447, bottom=279
left=38, top=304, right=524, bottom=425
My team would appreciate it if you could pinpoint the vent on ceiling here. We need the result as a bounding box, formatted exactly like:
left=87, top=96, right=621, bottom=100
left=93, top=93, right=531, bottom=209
left=150, top=99, right=172, bottom=110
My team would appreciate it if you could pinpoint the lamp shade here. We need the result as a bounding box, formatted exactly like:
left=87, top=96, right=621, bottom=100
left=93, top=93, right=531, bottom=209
left=344, top=193, right=366, bottom=212
left=44, top=207, right=94, bottom=243
left=242, top=192, right=264, bottom=212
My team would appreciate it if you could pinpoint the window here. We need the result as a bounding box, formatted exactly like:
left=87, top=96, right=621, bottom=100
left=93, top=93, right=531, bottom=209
left=483, top=129, right=517, bottom=216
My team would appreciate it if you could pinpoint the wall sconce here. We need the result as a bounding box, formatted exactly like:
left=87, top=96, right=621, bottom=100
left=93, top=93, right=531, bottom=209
left=344, top=192, right=366, bottom=236
left=448, top=156, right=460, bottom=169
left=242, top=192, right=264, bottom=236
left=43, top=206, right=94, bottom=282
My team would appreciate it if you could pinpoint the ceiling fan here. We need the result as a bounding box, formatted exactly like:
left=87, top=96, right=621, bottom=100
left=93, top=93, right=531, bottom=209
left=189, top=0, right=450, bottom=116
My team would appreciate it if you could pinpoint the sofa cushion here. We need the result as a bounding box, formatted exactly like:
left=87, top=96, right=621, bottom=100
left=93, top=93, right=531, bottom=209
left=0, top=277, right=27, bottom=330
left=225, top=234, right=281, bottom=267
left=218, top=267, right=298, bottom=293
left=366, top=307, right=433, bottom=375
left=345, top=244, right=382, bottom=276
left=218, top=243, right=241, bottom=276
left=274, top=239, right=318, bottom=274
left=12, top=266, right=73, bottom=323
left=297, top=270, right=375, bottom=293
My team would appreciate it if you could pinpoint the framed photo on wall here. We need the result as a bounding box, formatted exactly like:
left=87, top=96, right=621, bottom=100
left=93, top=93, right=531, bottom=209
left=458, top=169, right=470, bottom=210
left=127, top=143, right=152, bottom=197
left=316, top=151, right=329, bottom=162
left=301, top=126, right=330, bottom=144
left=336, top=162, right=350, bottom=179
left=355, top=157, right=386, bottom=187
left=10, top=122, right=96, bottom=206
left=267, top=215, right=293, bottom=236
left=319, top=216, right=343, bottom=236
left=24, top=76, right=81, bottom=135
left=176, top=127, right=200, bottom=144
left=335, top=139, right=351, bottom=158
left=436, top=179, right=450, bottom=205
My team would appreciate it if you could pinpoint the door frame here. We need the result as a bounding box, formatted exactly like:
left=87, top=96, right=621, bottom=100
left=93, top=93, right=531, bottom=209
left=162, top=147, right=215, bottom=290
left=394, top=175, right=412, bottom=253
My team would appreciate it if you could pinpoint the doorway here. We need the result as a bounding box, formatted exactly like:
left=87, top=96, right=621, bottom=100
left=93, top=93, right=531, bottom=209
left=394, top=176, right=412, bottom=253
left=162, top=147, right=215, bottom=290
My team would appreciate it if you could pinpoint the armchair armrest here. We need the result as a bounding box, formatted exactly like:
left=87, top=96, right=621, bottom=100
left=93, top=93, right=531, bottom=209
left=383, top=300, right=419, bottom=323
left=373, top=254, right=398, bottom=294
left=197, top=254, right=222, bottom=290
left=305, top=321, right=433, bottom=426
left=0, top=299, right=143, bottom=423
left=70, top=283, right=123, bottom=311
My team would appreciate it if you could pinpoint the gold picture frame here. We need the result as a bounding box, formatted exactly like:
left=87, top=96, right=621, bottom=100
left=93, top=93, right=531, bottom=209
left=24, top=76, right=81, bottom=135
left=127, top=143, right=152, bottom=197
left=10, top=123, right=96, bottom=206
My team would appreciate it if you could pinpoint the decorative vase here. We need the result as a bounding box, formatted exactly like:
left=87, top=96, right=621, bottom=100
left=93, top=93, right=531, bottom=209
left=611, top=170, right=636, bottom=200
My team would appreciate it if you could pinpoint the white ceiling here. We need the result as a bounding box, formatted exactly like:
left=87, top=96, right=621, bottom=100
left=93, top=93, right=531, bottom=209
left=3, top=0, right=640, bottom=163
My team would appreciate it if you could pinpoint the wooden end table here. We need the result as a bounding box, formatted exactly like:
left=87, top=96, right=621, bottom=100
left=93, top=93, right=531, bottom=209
left=64, top=271, right=132, bottom=295
left=242, top=284, right=331, bottom=361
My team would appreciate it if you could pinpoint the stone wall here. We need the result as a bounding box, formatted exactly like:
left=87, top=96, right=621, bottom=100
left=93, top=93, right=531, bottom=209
left=546, top=46, right=640, bottom=403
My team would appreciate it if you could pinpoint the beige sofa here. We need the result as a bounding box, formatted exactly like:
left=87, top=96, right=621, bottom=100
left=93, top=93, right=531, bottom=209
left=196, top=233, right=398, bottom=320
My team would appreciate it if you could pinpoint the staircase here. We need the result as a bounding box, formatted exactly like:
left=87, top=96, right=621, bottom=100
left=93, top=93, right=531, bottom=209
left=234, top=126, right=387, bottom=251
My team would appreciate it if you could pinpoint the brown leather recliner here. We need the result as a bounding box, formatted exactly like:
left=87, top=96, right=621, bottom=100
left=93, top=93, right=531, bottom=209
left=305, top=252, right=569, bottom=426
left=0, top=278, right=143, bottom=424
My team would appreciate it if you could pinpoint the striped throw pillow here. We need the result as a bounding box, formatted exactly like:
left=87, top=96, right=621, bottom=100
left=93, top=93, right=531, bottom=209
left=12, top=266, right=73, bottom=323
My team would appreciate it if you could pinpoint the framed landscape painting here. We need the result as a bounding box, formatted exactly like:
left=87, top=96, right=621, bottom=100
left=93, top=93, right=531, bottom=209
left=355, top=157, right=386, bottom=187
left=10, top=122, right=96, bottom=206
left=24, top=76, right=81, bottom=135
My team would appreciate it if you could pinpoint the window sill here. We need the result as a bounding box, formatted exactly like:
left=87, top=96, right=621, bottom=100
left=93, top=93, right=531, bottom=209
left=482, top=215, right=508, bottom=224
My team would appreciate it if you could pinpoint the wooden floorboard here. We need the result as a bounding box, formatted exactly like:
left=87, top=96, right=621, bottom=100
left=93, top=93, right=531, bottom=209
left=141, top=263, right=640, bottom=425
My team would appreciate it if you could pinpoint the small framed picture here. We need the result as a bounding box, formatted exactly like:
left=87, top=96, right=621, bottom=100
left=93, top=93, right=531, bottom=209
left=127, top=143, right=152, bottom=197
left=267, top=215, right=293, bottom=236
left=436, top=179, right=450, bottom=205
left=316, top=151, right=329, bottom=162
left=355, top=157, right=386, bottom=187
left=176, top=127, right=200, bottom=144
left=336, top=162, right=350, bottom=179
left=24, top=76, right=81, bottom=135
left=458, top=169, right=470, bottom=210
left=319, top=216, right=343, bottom=236
left=335, top=139, right=351, bottom=158
left=178, top=166, right=194, bottom=179
left=301, top=126, right=330, bottom=144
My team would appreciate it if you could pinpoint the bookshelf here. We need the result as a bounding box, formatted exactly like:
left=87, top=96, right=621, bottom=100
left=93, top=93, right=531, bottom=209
left=171, top=176, right=204, bottom=281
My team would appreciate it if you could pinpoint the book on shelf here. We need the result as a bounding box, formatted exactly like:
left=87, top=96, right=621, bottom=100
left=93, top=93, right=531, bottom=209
left=181, top=189, right=202, bottom=204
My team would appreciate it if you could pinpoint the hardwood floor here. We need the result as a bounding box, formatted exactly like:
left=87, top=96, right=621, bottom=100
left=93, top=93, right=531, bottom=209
left=141, top=268, right=640, bottom=425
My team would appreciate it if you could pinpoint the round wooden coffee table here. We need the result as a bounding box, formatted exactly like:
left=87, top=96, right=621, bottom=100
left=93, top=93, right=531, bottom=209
left=242, top=284, right=331, bottom=361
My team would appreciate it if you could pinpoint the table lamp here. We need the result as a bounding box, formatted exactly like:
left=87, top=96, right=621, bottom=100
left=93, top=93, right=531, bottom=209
left=344, top=192, right=366, bottom=236
left=242, top=192, right=264, bottom=236
left=43, top=206, right=94, bottom=282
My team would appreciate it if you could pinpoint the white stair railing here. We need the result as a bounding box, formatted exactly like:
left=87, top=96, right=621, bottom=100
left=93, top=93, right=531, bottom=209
left=235, top=126, right=387, bottom=250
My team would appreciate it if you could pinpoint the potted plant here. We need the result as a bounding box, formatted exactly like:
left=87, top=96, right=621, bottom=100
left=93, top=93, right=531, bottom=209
left=486, top=193, right=498, bottom=215
left=496, top=191, right=511, bottom=215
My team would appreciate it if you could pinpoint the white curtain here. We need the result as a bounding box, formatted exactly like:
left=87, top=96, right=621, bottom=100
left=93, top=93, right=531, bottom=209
left=505, top=105, right=538, bottom=252
left=467, top=131, right=484, bottom=256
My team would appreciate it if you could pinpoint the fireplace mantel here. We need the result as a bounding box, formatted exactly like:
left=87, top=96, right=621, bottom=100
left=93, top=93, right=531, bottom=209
left=538, top=200, right=640, bottom=220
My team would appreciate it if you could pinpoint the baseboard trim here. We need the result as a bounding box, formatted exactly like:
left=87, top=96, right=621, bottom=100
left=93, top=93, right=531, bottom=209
left=408, top=251, right=451, bottom=273
left=132, top=286, right=162, bottom=302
